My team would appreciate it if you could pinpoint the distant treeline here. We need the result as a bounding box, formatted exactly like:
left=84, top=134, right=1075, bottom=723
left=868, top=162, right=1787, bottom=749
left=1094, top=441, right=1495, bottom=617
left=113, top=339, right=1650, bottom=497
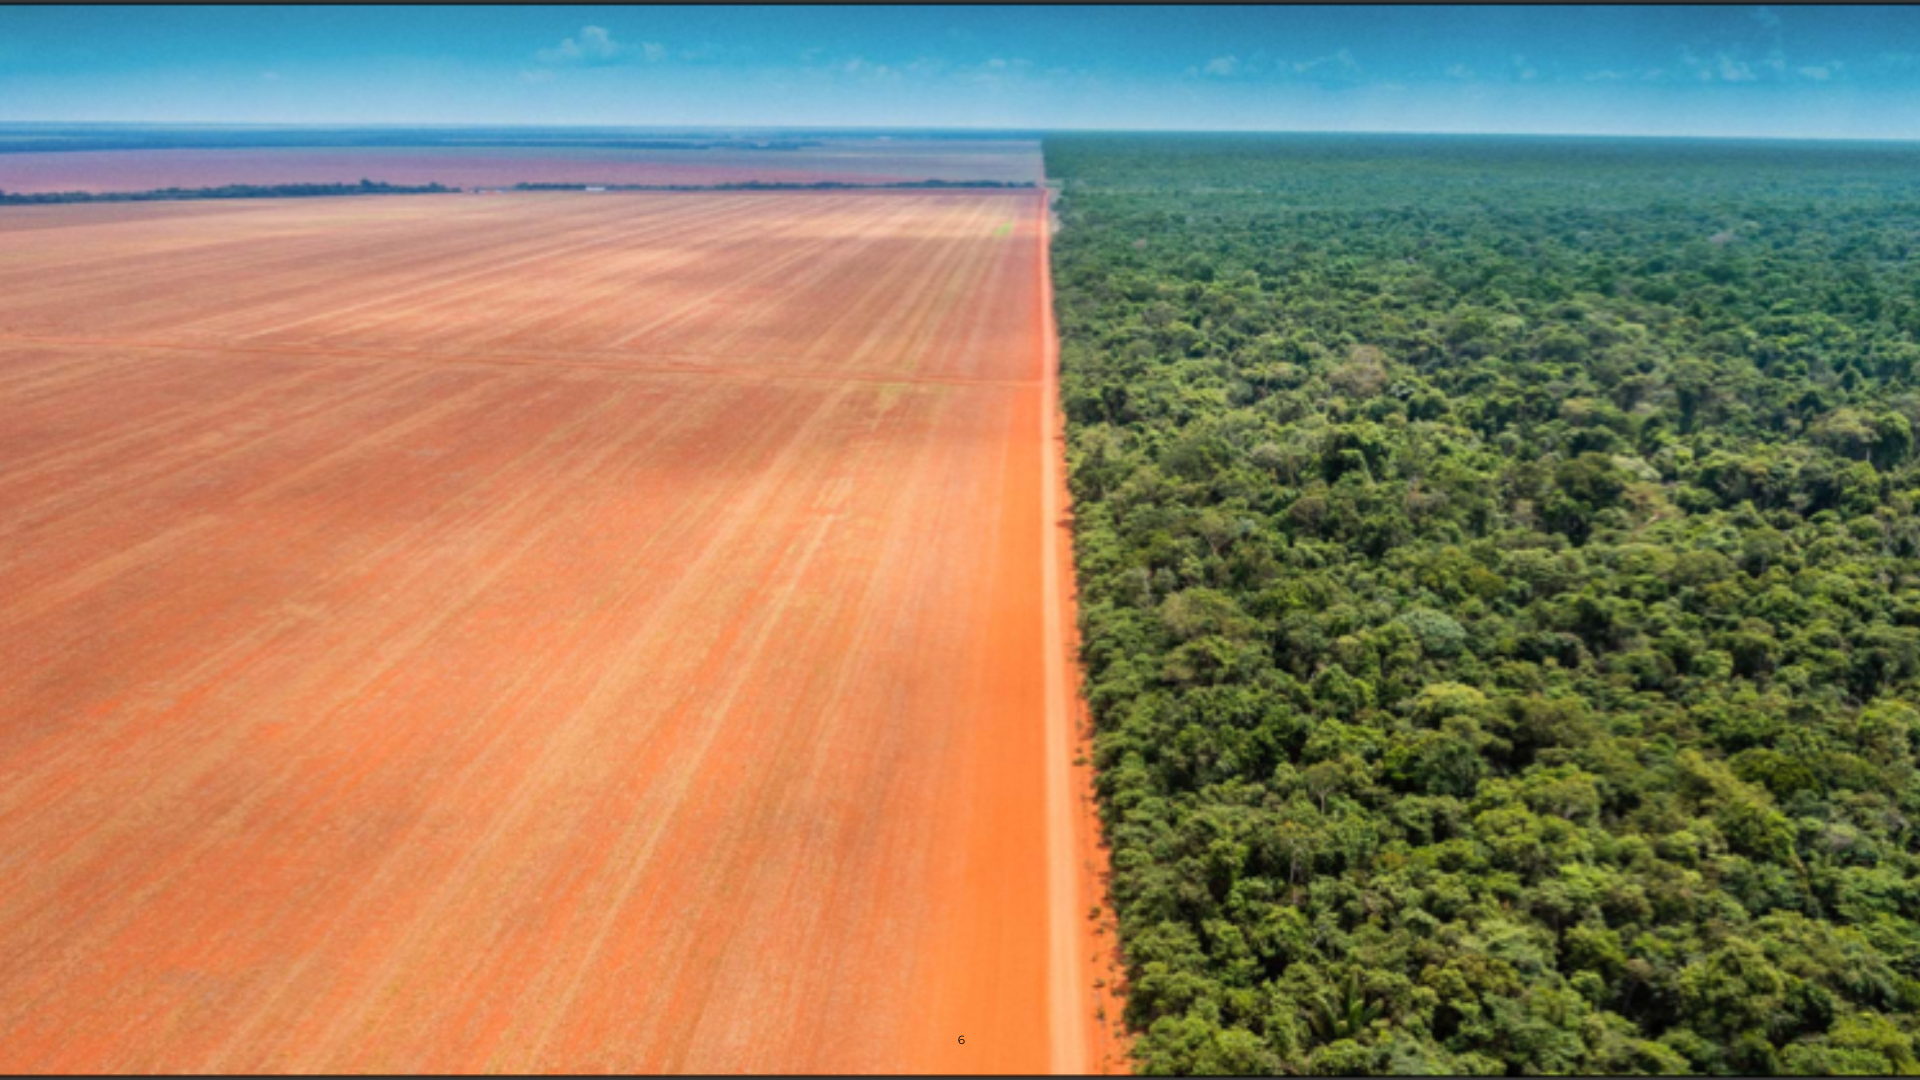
left=485, top=139, right=820, bottom=152
left=0, top=179, right=455, bottom=205
left=0, top=124, right=825, bottom=154
left=508, top=179, right=1038, bottom=192
left=0, top=123, right=1034, bottom=155
left=0, top=177, right=1037, bottom=208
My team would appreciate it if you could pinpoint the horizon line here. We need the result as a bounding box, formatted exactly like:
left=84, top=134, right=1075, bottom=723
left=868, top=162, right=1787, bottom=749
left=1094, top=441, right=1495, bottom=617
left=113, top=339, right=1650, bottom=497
left=3, top=119, right=1917, bottom=145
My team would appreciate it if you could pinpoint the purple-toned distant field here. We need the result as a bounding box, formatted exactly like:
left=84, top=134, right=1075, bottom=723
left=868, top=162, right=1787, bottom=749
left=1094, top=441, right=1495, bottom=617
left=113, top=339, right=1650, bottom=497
left=0, top=140, right=1043, bottom=192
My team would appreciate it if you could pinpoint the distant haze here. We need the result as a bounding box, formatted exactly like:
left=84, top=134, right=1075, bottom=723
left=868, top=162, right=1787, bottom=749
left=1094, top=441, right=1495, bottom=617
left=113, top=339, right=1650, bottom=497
left=1, top=5, right=1917, bottom=139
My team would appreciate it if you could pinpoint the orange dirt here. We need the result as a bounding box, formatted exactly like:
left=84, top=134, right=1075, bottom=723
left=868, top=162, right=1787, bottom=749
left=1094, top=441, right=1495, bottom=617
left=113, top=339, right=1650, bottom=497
left=1037, top=184, right=1136, bottom=1074
left=0, top=188, right=1103, bottom=1072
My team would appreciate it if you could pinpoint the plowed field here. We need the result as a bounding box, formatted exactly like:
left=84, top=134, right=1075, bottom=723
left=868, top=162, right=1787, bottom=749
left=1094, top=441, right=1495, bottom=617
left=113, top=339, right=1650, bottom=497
left=0, top=190, right=1101, bottom=1072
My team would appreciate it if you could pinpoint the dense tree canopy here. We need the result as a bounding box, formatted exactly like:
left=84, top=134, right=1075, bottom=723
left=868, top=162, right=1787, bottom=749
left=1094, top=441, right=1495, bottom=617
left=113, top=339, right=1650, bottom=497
left=1047, top=134, right=1920, bottom=1075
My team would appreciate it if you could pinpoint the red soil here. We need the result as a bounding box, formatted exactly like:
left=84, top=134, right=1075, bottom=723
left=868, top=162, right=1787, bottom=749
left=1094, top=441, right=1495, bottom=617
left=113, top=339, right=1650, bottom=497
left=1037, top=186, right=1136, bottom=1074
left=0, top=189, right=1096, bottom=1071
left=0, top=140, right=1043, bottom=194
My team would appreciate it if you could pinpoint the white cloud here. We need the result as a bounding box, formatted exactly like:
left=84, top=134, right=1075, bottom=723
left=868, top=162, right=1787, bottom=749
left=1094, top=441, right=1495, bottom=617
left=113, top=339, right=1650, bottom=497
left=1753, top=6, right=1783, bottom=30
left=537, top=26, right=615, bottom=64
left=1203, top=55, right=1240, bottom=78
left=1676, top=47, right=1760, bottom=83
left=1292, top=48, right=1361, bottom=78
left=1512, top=54, right=1538, bottom=81
left=1585, top=69, right=1631, bottom=82
left=534, top=25, right=663, bottom=67
left=977, top=56, right=1034, bottom=74
left=1666, top=31, right=1834, bottom=86
left=835, top=57, right=900, bottom=80
left=1444, top=63, right=1474, bottom=80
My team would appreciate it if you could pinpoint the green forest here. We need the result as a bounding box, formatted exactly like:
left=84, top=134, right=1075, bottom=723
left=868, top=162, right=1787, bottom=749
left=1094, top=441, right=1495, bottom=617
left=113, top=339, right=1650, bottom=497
left=1046, top=134, right=1920, bottom=1075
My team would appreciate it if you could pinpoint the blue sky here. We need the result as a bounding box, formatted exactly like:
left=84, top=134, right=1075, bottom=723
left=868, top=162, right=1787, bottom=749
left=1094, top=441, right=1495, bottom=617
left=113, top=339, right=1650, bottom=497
left=2, top=5, right=1917, bottom=138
